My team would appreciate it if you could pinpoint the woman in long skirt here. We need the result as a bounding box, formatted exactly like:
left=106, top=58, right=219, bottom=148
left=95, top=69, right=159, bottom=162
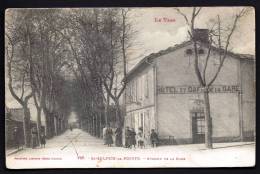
left=105, top=126, right=113, bottom=147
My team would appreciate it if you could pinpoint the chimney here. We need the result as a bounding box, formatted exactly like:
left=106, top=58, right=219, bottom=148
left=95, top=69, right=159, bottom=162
left=192, top=29, right=209, bottom=44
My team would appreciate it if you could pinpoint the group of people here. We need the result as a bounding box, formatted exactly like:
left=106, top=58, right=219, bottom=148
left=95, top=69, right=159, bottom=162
left=125, top=127, right=159, bottom=148
left=125, top=127, right=138, bottom=148
left=103, top=124, right=122, bottom=147
left=31, top=126, right=46, bottom=149
left=13, top=126, right=46, bottom=150
left=102, top=124, right=159, bottom=148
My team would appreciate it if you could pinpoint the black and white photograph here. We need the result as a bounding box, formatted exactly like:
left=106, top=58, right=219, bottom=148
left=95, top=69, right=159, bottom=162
left=5, top=7, right=255, bottom=168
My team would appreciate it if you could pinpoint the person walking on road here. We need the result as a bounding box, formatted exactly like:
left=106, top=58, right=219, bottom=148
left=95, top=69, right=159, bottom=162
left=105, top=124, right=113, bottom=147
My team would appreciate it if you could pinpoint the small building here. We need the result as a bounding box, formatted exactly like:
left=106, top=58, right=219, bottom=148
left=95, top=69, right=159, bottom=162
left=124, top=33, right=255, bottom=145
left=5, top=107, right=41, bottom=148
left=5, top=107, right=25, bottom=148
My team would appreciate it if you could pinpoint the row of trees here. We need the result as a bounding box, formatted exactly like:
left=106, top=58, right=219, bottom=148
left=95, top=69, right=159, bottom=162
left=5, top=8, right=135, bottom=146
left=6, top=9, right=73, bottom=147
left=6, top=7, right=251, bottom=149
left=61, top=9, right=134, bottom=140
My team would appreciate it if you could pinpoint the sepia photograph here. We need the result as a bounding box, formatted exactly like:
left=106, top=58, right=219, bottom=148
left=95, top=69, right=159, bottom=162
left=5, top=7, right=255, bottom=168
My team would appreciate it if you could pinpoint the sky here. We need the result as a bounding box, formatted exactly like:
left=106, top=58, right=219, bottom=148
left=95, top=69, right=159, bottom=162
left=5, top=7, right=255, bottom=122
left=126, top=7, right=255, bottom=69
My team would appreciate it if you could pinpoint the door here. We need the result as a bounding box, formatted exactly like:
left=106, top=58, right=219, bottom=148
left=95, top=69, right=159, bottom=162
left=191, top=111, right=205, bottom=144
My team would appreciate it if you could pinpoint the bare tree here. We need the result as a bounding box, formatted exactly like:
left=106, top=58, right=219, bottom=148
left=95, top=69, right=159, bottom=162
left=5, top=11, right=34, bottom=147
left=175, top=7, right=251, bottom=148
left=102, top=8, right=135, bottom=128
left=6, top=9, right=71, bottom=144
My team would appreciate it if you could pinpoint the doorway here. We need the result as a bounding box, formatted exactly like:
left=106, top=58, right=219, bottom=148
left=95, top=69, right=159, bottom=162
left=191, top=111, right=205, bottom=144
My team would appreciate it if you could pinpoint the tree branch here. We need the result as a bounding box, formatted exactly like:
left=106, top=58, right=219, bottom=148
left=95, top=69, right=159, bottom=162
left=208, top=8, right=247, bottom=86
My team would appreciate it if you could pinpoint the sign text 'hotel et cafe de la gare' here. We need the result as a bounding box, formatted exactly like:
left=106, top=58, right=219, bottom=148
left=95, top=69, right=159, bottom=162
left=157, top=85, right=240, bottom=94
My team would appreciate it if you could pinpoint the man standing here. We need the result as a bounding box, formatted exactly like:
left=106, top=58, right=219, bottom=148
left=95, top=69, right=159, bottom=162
left=40, top=129, right=46, bottom=148
left=31, top=126, right=38, bottom=149
left=13, top=126, right=19, bottom=149
left=105, top=124, right=113, bottom=147
left=150, top=129, right=159, bottom=147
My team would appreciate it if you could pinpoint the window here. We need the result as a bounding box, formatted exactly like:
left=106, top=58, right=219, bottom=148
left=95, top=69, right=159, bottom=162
left=185, top=49, right=193, bottom=55
left=198, top=49, right=205, bottom=54
left=139, top=77, right=143, bottom=100
left=139, top=113, right=144, bottom=130
left=129, top=82, right=133, bottom=103
left=135, top=79, right=138, bottom=102
left=138, top=77, right=143, bottom=101
left=142, top=75, right=146, bottom=100
left=185, top=49, right=192, bottom=67
left=145, top=74, right=149, bottom=98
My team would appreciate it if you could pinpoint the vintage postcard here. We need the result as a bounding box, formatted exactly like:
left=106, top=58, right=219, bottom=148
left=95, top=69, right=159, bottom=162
left=5, top=7, right=255, bottom=168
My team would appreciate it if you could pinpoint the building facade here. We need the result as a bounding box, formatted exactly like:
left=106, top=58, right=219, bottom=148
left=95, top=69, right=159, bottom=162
left=124, top=40, right=255, bottom=145
left=5, top=107, right=40, bottom=148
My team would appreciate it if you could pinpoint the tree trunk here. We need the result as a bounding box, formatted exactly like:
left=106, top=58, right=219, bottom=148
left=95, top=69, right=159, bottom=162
left=54, top=116, right=57, bottom=136
left=115, top=100, right=123, bottom=145
left=23, top=107, right=31, bottom=147
left=99, top=112, right=102, bottom=138
left=95, top=114, right=98, bottom=137
left=50, top=114, right=55, bottom=137
left=105, top=93, right=110, bottom=125
left=203, top=87, right=213, bottom=149
left=115, top=100, right=122, bottom=127
left=92, top=116, right=95, bottom=135
left=43, top=107, right=51, bottom=138
left=36, top=108, right=42, bottom=146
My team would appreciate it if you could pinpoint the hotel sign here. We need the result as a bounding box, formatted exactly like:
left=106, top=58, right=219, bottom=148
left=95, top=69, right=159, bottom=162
left=157, top=85, right=240, bottom=94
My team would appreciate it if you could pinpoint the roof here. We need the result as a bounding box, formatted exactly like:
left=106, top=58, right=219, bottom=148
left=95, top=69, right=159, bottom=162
left=7, top=108, right=24, bottom=122
left=125, top=40, right=255, bottom=81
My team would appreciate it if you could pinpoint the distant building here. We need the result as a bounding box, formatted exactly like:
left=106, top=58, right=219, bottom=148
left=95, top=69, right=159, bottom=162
left=124, top=34, right=255, bottom=145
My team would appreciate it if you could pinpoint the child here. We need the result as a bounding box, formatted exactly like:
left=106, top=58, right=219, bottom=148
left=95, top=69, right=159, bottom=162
left=137, top=133, right=145, bottom=149
left=137, top=127, right=145, bottom=149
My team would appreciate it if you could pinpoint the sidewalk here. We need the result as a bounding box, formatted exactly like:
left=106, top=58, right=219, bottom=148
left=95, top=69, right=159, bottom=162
left=6, top=147, right=24, bottom=156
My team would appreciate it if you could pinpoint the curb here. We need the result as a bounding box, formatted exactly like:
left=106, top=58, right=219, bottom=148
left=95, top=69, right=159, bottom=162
left=7, top=148, right=24, bottom=156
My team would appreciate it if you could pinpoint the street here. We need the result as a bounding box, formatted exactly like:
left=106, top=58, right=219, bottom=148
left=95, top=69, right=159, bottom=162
left=6, top=128, right=255, bottom=168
